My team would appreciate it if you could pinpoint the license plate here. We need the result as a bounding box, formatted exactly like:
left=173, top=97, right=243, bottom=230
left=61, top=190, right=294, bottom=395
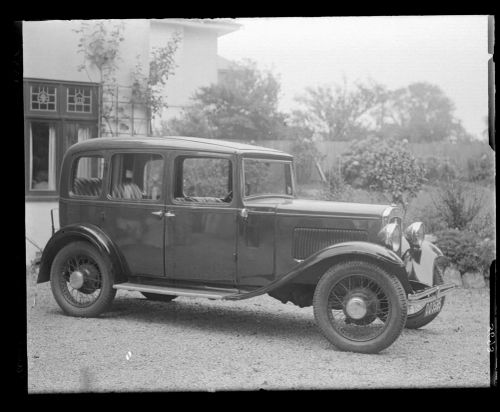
left=424, top=299, right=442, bottom=317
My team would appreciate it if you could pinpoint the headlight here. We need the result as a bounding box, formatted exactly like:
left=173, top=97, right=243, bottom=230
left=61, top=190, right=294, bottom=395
left=404, top=222, right=425, bottom=248
left=378, top=222, right=401, bottom=252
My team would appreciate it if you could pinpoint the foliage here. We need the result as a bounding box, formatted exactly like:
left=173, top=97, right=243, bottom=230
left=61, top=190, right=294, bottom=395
left=164, top=59, right=286, bottom=140
left=384, top=82, right=473, bottom=143
left=418, top=156, right=458, bottom=183
left=435, top=229, right=495, bottom=275
left=74, top=20, right=125, bottom=83
left=182, top=158, right=230, bottom=198
left=74, top=20, right=125, bottom=136
left=290, top=80, right=472, bottom=143
left=290, top=79, right=387, bottom=141
left=431, top=180, right=484, bottom=231
left=466, top=152, right=495, bottom=184
left=341, top=136, right=426, bottom=209
left=132, top=32, right=181, bottom=127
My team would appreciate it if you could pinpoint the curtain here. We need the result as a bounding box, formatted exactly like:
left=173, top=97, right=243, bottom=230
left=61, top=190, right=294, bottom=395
left=76, top=127, right=91, bottom=177
left=48, top=125, right=56, bottom=190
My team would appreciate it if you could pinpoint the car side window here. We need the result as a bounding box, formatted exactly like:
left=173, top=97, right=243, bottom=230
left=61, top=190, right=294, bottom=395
left=110, top=153, right=163, bottom=201
left=69, top=156, right=104, bottom=198
left=174, top=157, right=233, bottom=204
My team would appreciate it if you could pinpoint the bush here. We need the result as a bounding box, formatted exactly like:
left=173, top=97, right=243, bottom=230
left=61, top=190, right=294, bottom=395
left=432, top=180, right=484, bottom=231
left=341, top=137, right=426, bottom=209
left=435, top=228, right=495, bottom=275
left=467, top=153, right=495, bottom=184
left=418, top=156, right=458, bottom=183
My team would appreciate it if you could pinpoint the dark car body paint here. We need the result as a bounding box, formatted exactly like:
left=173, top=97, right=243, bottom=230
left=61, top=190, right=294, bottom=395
left=37, top=223, right=130, bottom=284
left=39, top=136, right=438, bottom=299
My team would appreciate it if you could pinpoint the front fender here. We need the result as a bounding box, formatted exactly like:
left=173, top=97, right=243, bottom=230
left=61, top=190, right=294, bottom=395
left=37, top=223, right=130, bottom=284
left=229, top=241, right=410, bottom=300
left=403, top=239, right=447, bottom=287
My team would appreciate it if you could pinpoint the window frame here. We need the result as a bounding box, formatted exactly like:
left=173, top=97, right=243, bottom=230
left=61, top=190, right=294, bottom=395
left=68, top=154, right=106, bottom=200
left=106, top=151, right=166, bottom=204
left=171, top=152, right=236, bottom=207
left=241, top=157, right=295, bottom=201
left=24, top=79, right=99, bottom=199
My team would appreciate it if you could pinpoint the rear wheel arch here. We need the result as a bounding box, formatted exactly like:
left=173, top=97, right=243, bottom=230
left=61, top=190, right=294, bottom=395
left=38, top=226, right=129, bottom=284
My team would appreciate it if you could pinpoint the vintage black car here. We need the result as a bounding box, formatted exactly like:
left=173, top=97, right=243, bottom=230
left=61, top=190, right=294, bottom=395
left=37, top=136, right=455, bottom=353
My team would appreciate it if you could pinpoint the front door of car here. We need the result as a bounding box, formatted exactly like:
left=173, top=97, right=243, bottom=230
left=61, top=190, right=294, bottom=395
left=165, top=153, right=237, bottom=286
left=102, top=151, right=166, bottom=277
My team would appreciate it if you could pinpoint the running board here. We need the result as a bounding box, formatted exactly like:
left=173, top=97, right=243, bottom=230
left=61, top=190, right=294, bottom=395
left=113, top=282, right=240, bottom=300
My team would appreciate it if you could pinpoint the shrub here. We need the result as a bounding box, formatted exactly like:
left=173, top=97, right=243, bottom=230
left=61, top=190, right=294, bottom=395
left=435, top=229, right=495, bottom=275
left=467, top=152, right=495, bottom=184
left=341, top=137, right=426, bottom=209
left=431, top=180, right=484, bottom=231
left=418, top=156, right=458, bottom=183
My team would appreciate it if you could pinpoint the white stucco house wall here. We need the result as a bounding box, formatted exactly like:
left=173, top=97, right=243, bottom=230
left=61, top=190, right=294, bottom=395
left=24, top=18, right=240, bottom=264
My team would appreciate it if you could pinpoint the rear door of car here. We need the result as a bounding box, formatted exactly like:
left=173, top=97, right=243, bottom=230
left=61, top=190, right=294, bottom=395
left=101, top=150, right=167, bottom=277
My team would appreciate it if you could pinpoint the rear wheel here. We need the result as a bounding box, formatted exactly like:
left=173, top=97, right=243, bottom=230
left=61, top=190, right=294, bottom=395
left=50, top=241, right=116, bottom=317
left=313, top=261, right=407, bottom=354
left=141, top=292, right=177, bottom=302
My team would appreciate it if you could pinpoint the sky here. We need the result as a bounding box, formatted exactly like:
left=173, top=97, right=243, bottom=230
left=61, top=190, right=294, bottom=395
left=218, top=16, right=490, bottom=140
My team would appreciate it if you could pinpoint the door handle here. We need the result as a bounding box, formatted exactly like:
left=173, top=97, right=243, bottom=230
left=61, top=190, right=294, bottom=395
left=151, top=210, right=164, bottom=218
left=165, top=211, right=175, bottom=218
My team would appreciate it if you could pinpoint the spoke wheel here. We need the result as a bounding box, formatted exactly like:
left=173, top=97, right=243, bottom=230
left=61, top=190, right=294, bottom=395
left=50, top=242, right=116, bottom=317
left=313, top=261, right=407, bottom=354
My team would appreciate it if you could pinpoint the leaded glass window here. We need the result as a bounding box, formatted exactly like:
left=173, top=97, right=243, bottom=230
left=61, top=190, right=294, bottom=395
left=30, top=85, right=57, bottom=111
left=67, top=87, right=92, bottom=113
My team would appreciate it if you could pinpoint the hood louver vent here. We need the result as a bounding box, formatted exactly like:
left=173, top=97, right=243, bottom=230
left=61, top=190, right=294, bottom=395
left=292, top=228, right=368, bottom=260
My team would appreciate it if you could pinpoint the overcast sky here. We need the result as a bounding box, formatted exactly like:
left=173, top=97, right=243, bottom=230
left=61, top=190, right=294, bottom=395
left=218, top=16, right=490, bottom=140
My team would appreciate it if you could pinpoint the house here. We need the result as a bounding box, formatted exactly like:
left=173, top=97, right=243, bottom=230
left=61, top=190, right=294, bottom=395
left=24, top=18, right=240, bottom=264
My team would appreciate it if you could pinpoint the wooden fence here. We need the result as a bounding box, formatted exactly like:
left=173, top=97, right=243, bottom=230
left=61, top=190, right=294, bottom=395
left=233, top=139, right=494, bottom=181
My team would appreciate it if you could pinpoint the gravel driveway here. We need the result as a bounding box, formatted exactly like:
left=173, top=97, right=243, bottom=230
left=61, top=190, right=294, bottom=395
left=26, top=273, right=491, bottom=392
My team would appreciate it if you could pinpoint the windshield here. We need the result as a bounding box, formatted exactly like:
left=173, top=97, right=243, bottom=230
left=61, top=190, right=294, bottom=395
left=243, top=158, right=294, bottom=198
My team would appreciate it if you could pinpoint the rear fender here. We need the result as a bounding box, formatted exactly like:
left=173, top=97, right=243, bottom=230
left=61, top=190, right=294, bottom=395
left=37, top=224, right=130, bottom=284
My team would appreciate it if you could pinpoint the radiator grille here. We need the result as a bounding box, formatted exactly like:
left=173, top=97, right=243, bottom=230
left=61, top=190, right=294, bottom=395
left=292, top=227, right=368, bottom=259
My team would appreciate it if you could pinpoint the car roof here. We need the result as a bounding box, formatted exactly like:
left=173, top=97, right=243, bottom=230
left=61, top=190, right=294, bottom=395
left=67, top=136, right=293, bottom=158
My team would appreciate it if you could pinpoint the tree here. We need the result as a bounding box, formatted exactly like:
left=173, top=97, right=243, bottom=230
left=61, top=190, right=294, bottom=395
left=74, top=20, right=125, bottom=136
left=163, top=59, right=286, bottom=140
left=75, top=20, right=180, bottom=136
left=383, top=82, right=472, bottom=142
left=290, top=79, right=387, bottom=141
left=132, top=33, right=181, bottom=134
left=341, top=136, right=426, bottom=209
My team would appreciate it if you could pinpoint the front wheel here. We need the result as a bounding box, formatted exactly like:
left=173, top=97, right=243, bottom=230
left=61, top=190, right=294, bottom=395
left=50, top=241, right=116, bottom=317
left=313, top=261, right=407, bottom=354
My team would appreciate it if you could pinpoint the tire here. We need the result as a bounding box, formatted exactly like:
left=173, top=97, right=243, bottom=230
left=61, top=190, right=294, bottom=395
left=141, top=292, right=177, bottom=302
left=405, top=265, right=446, bottom=329
left=313, top=261, right=407, bottom=354
left=50, top=241, right=116, bottom=317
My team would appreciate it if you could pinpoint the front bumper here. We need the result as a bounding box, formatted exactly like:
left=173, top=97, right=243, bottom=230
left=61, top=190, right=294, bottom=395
left=403, top=238, right=455, bottom=304
left=407, top=282, right=455, bottom=305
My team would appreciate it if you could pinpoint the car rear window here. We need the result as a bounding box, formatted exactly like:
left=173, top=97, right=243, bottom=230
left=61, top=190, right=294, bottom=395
left=69, top=156, right=104, bottom=198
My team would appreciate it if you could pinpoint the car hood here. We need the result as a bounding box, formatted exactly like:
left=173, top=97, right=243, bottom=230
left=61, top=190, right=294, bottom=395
left=248, top=198, right=391, bottom=219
